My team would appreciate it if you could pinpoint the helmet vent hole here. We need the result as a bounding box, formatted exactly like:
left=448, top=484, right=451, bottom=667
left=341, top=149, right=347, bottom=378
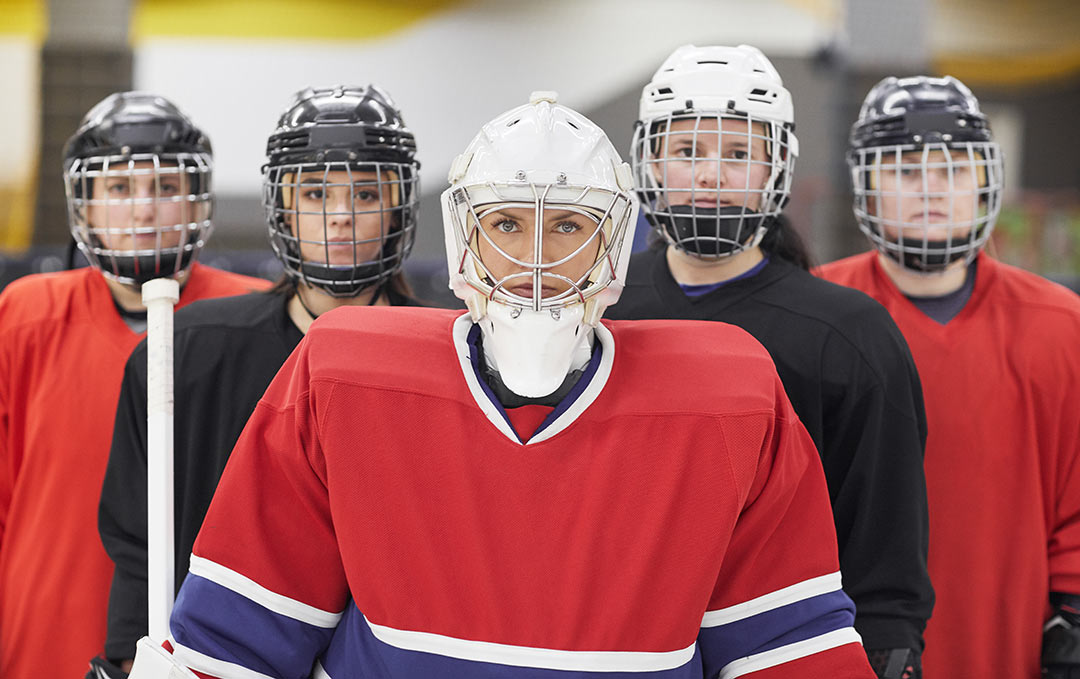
left=748, top=88, right=775, bottom=105
left=506, top=118, right=520, bottom=127
left=698, top=60, right=728, bottom=66
left=652, top=87, right=675, bottom=103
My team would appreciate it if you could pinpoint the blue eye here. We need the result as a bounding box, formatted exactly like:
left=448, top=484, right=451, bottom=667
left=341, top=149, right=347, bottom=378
left=554, top=221, right=581, bottom=234
left=493, top=219, right=519, bottom=233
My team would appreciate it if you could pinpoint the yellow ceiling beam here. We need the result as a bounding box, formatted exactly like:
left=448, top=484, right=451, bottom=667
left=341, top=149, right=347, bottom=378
left=131, top=0, right=461, bottom=41
left=935, top=46, right=1080, bottom=88
left=0, top=0, right=46, bottom=40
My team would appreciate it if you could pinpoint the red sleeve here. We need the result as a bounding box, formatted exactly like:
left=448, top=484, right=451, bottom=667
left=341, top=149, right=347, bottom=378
left=1045, top=330, right=1080, bottom=596
left=697, top=379, right=875, bottom=679
left=168, top=337, right=347, bottom=677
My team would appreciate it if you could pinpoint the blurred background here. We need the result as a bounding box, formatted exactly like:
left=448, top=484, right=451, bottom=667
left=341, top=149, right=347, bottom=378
left=1, top=0, right=1078, bottom=302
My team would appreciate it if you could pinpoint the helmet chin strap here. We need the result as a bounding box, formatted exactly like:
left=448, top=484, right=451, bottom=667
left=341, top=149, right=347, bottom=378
left=478, top=301, right=594, bottom=399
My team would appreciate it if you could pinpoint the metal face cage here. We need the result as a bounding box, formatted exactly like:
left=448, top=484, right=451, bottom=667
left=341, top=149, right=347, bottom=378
left=64, top=152, right=213, bottom=285
left=447, top=180, right=634, bottom=313
left=849, top=140, right=1004, bottom=273
left=263, top=160, right=419, bottom=297
left=631, top=112, right=796, bottom=259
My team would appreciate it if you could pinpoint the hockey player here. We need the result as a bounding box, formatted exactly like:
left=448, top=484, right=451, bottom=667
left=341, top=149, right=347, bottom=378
left=605, top=45, right=933, bottom=678
left=124, top=92, right=874, bottom=679
left=817, top=75, right=1080, bottom=679
left=0, top=92, right=269, bottom=679
left=94, top=84, right=423, bottom=677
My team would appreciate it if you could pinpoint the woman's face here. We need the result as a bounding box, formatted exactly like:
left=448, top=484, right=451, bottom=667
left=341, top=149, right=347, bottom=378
left=475, top=205, right=603, bottom=301
left=869, top=148, right=982, bottom=241
left=651, top=117, right=772, bottom=211
left=288, top=169, right=398, bottom=266
left=86, top=160, right=194, bottom=252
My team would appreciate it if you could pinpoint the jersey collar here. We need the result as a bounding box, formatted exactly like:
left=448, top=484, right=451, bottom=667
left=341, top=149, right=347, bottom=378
left=451, top=312, right=615, bottom=445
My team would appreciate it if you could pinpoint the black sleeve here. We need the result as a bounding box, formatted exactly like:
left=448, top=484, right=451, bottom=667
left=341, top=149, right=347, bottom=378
left=819, top=311, right=933, bottom=655
left=99, top=342, right=151, bottom=660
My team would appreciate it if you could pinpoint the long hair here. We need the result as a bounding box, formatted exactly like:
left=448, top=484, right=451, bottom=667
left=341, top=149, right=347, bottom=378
left=760, top=214, right=813, bottom=270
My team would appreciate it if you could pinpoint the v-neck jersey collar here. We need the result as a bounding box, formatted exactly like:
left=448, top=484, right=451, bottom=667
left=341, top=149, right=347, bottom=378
left=451, top=313, right=615, bottom=446
left=869, top=252, right=997, bottom=338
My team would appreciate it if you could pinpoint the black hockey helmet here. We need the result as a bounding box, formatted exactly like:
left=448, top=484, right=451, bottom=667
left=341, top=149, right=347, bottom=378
left=850, top=75, right=992, bottom=150
left=64, top=92, right=212, bottom=170
left=847, top=76, right=1003, bottom=273
left=62, top=92, right=214, bottom=285
left=263, top=85, right=420, bottom=297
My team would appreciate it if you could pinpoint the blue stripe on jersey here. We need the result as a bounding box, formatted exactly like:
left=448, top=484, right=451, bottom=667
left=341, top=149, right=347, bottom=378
left=171, top=573, right=334, bottom=678
left=465, top=324, right=516, bottom=438
left=321, top=603, right=702, bottom=678
left=698, top=589, right=856, bottom=679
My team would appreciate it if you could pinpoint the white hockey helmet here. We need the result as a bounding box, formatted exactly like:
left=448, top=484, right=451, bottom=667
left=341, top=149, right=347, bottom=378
left=631, top=44, right=798, bottom=258
left=442, top=91, right=637, bottom=321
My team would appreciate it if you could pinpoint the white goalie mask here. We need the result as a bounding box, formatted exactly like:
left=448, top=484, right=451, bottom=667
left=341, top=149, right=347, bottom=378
left=849, top=75, right=1004, bottom=273
left=442, top=92, right=638, bottom=397
left=631, top=44, right=798, bottom=259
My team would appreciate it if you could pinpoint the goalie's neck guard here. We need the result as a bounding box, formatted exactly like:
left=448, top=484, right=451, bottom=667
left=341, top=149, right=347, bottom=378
left=478, top=302, right=594, bottom=399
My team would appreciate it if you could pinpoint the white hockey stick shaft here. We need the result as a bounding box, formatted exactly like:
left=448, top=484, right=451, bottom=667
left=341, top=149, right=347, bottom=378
left=142, top=278, right=180, bottom=642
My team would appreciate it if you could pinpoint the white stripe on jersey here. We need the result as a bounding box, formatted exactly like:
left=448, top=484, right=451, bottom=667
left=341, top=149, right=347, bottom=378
left=719, top=627, right=863, bottom=679
left=365, top=613, right=697, bottom=672
left=701, top=572, right=844, bottom=627
left=188, top=554, right=344, bottom=628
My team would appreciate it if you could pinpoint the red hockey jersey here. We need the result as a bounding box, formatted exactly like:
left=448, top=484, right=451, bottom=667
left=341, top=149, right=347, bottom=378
left=169, top=307, right=874, bottom=679
left=817, top=252, right=1080, bottom=679
left=0, top=264, right=269, bottom=679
